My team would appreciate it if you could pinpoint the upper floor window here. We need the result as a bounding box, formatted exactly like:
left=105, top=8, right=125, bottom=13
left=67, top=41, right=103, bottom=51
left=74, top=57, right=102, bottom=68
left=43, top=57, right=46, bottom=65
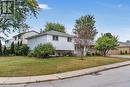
left=53, top=35, right=59, bottom=41
left=67, top=37, right=72, bottom=42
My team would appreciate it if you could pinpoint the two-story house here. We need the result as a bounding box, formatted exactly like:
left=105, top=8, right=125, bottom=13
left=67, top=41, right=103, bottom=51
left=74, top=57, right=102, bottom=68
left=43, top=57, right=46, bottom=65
left=26, top=30, right=75, bottom=56
left=5, top=31, right=39, bottom=47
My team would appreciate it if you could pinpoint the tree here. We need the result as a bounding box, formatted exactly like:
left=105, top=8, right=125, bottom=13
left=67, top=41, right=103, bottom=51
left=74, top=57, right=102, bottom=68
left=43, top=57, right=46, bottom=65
left=95, top=33, right=118, bottom=56
left=3, top=46, right=7, bottom=56
left=20, top=41, right=23, bottom=46
left=103, top=33, right=113, bottom=38
left=10, top=42, right=15, bottom=55
left=0, top=36, right=5, bottom=41
left=17, top=41, right=20, bottom=47
left=0, top=40, right=2, bottom=56
left=15, top=41, right=20, bottom=55
left=0, top=0, right=39, bottom=36
left=73, top=15, right=97, bottom=59
left=126, top=40, right=130, bottom=43
left=44, top=22, right=66, bottom=33
left=33, top=43, right=55, bottom=58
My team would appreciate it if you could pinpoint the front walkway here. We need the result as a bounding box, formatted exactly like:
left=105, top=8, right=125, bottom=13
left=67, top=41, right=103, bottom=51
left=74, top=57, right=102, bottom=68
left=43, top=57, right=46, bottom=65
left=0, top=61, right=130, bottom=85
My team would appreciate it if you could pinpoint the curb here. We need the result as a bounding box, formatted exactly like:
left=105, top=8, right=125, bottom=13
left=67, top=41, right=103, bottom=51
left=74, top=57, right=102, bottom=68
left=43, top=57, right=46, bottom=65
left=0, top=61, right=130, bottom=85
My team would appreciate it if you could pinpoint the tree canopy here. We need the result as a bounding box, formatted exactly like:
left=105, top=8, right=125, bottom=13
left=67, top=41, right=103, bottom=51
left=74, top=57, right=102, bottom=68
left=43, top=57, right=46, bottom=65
left=95, top=33, right=118, bottom=56
left=44, top=22, right=66, bottom=33
left=73, top=15, right=97, bottom=40
left=0, top=0, right=39, bottom=36
left=73, top=15, right=97, bottom=58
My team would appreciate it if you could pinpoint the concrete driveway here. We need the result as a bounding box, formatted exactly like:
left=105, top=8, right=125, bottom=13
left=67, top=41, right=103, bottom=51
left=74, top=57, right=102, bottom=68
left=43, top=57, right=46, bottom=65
left=1, top=65, right=130, bottom=87
left=109, top=55, right=130, bottom=58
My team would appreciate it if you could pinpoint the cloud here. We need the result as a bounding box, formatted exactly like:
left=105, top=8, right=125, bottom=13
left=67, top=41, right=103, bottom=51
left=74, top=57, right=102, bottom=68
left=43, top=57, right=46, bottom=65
left=39, top=4, right=52, bottom=10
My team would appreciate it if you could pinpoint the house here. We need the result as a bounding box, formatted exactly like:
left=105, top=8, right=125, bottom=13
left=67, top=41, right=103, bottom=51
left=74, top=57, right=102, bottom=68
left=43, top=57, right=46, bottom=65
left=74, top=40, right=130, bottom=56
left=74, top=39, right=96, bottom=56
left=26, top=30, right=75, bottom=56
left=107, top=41, right=130, bottom=55
left=5, top=31, right=39, bottom=47
left=7, top=30, right=129, bottom=56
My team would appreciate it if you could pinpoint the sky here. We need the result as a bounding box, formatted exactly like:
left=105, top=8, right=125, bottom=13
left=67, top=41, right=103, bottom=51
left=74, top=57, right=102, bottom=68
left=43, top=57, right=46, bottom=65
left=8, top=0, right=130, bottom=41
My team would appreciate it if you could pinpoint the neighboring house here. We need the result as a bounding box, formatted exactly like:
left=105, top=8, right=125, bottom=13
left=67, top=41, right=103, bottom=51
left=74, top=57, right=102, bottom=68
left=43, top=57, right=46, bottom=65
left=5, top=31, right=39, bottom=47
left=74, top=40, right=130, bottom=56
left=107, top=41, right=130, bottom=55
left=26, top=30, right=75, bottom=56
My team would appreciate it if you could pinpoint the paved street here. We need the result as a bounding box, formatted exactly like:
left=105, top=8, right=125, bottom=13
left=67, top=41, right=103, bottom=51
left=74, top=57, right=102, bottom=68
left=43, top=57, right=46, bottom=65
left=1, top=65, right=130, bottom=87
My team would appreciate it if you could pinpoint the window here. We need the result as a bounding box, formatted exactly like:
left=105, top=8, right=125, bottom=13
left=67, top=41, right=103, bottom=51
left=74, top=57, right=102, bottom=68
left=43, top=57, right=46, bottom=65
left=53, top=35, right=59, bottom=41
left=67, top=37, right=72, bottom=42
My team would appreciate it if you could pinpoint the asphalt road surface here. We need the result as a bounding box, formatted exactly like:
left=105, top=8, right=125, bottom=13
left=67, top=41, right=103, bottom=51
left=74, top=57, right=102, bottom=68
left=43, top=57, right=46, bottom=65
left=1, top=65, right=130, bottom=87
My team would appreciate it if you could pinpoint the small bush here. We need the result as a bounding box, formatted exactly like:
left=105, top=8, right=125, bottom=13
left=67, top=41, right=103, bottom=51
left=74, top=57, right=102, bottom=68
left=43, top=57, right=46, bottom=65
left=33, top=43, right=55, bottom=58
left=28, top=52, right=34, bottom=57
left=14, top=44, right=29, bottom=56
left=19, top=44, right=30, bottom=56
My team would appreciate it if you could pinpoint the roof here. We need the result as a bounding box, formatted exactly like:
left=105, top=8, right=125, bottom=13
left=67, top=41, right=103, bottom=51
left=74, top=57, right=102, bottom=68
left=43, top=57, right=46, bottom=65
left=118, top=41, right=130, bottom=47
left=13, top=31, right=39, bottom=38
left=26, top=30, right=74, bottom=39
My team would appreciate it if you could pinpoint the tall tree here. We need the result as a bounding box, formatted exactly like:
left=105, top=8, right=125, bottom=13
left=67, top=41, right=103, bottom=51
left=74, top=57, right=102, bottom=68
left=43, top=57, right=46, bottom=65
left=103, top=33, right=113, bottom=38
left=95, top=33, right=118, bottom=56
left=0, top=40, right=2, bottom=56
left=73, top=15, right=97, bottom=59
left=44, top=22, right=66, bottom=33
left=10, top=42, right=15, bottom=55
left=126, top=40, right=130, bottom=43
left=15, top=41, right=20, bottom=55
left=3, top=46, right=7, bottom=56
left=20, top=40, right=23, bottom=46
left=0, top=0, right=39, bottom=36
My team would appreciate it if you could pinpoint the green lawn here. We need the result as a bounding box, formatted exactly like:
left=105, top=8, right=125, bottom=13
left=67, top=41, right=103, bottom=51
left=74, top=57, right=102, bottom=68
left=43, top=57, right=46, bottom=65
left=0, top=56, right=129, bottom=77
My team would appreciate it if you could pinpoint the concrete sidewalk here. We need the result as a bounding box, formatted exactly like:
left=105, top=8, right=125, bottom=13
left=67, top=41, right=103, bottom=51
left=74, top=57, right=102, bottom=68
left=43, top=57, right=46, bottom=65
left=0, top=61, right=130, bottom=85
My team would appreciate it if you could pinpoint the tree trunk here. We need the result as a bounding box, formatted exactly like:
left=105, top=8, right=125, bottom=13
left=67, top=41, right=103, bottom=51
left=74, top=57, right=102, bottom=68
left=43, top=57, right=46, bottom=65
left=80, top=47, right=84, bottom=60
left=103, top=50, right=107, bottom=57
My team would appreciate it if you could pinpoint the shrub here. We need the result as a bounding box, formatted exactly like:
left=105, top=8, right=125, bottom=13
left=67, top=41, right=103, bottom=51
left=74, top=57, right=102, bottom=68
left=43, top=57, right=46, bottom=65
left=28, top=52, right=34, bottom=57
left=14, top=44, right=29, bottom=56
left=33, top=43, right=55, bottom=58
left=15, top=42, right=20, bottom=55
left=19, top=44, right=30, bottom=56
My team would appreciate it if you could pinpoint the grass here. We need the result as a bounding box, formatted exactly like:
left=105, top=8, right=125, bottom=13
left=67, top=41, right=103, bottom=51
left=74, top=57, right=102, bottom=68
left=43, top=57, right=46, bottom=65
left=0, top=56, right=129, bottom=77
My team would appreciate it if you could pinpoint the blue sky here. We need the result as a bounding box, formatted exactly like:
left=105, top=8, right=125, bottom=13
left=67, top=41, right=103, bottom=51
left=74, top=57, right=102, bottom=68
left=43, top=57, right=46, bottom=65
left=27, top=0, right=130, bottom=41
